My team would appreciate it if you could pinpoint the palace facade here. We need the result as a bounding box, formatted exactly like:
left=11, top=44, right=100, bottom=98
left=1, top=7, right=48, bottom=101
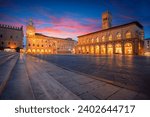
left=144, top=38, right=150, bottom=56
left=75, top=11, right=144, bottom=55
left=26, top=20, right=77, bottom=54
left=0, top=24, right=23, bottom=52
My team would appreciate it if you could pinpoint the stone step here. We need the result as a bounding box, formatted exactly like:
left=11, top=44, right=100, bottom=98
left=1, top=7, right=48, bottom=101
left=0, top=54, right=35, bottom=100
left=0, top=53, right=17, bottom=66
left=25, top=55, right=80, bottom=100
left=0, top=54, right=19, bottom=95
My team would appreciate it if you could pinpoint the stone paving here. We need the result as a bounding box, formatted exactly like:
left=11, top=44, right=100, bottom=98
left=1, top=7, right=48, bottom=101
left=0, top=52, right=149, bottom=100
left=33, top=54, right=150, bottom=96
left=27, top=55, right=149, bottom=99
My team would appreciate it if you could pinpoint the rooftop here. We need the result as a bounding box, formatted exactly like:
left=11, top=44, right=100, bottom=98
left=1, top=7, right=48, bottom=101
left=0, top=24, right=23, bottom=31
left=78, top=21, right=143, bottom=37
left=35, top=33, right=75, bottom=41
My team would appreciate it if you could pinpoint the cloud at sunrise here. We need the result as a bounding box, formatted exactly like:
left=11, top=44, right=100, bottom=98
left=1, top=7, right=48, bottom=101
left=0, top=0, right=150, bottom=42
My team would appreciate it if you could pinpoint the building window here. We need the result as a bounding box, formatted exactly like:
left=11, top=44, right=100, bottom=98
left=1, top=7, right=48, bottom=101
left=10, top=35, right=13, bottom=39
left=126, top=31, right=131, bottom=39
left=108, top=34, right=112, bottom=41
left=102, top=36, right=105, bottom=42
left=8, top=42, right=10, bottom=45
left=42, top=45, right=43, bottom=47
left=28, top=44, right=31, bottom=46
left=33, top=44, right=35, bottom=46
left=91, top=38, right=94, bottom=43
left=116, top=33, right=121, bottom=39
left=16, top=36, right=18, bottom=39
left=1, top=42, right=4, bottom=45
left=37, top=44, right=39, bottom=47
left=96, top=37, right=99, bottom=42
left=14, top=43, right=16, bottom=45
left=0, top=34, right=2, bottom=38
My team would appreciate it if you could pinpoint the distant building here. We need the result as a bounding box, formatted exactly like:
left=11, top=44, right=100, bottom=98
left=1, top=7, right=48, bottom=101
left=75, top=11, right=144, bottom=55
left=26, top=19, right=77, bottom=54
left=0, top=24, right=23, bottom=52
left=144, top=38, right=150, bottom=56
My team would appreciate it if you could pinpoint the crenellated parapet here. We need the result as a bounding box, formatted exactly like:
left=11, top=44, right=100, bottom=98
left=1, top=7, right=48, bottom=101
left=0, top=24, right=23, bottom=31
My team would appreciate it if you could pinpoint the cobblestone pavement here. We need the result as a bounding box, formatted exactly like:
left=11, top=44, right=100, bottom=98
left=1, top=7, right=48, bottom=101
left=33, top=54, right=150, bottom=96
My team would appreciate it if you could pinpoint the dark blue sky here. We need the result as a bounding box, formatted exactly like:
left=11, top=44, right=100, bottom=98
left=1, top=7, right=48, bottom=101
left=0, top=0, right=150, bottom=40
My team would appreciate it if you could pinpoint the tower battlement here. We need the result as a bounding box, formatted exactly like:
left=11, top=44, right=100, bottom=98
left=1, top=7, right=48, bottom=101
left=0, top=24, right=23, bottom=31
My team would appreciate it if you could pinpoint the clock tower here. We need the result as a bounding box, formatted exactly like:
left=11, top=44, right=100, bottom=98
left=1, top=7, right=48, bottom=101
left=102, top=11, right=112, bottom=29
left=26, top=19, right=35, bottom=38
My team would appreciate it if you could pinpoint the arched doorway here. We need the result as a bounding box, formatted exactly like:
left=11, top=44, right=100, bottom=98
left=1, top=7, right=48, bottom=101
left=124, top=43, right=133, bottom=54
left=90, top=46, right=94, bottom=54
left=82, top=46, right=86, bottom=54
left=86, top=46, right=89, bottom=54
left=107, top=44, right=113, bottom=54
left=78, top=47, right=81, bottom=54
left=32, top=49, right=36, bottom=54
left=101, top=45, right=106, bottom=54
left=115, top=43, right=122, bottom=54
left=95, top=45, right=100, bottom=54
left=27, top=49, right=31, bottom=53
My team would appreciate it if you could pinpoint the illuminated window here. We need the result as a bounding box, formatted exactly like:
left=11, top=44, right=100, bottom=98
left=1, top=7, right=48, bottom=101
left=108, top=34, right=112, bottom=41
left=96, top=37, right=99, bottom=42
left=91, top=38, right=94, bottom=43
left=102, top=36, right=105, bottom=42
left=126, top=31, right=131, bottom=39
left=116, top=33, right=121, bottom=39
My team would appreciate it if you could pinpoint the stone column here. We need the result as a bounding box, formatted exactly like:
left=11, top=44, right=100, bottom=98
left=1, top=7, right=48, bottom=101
left=122, top=41, right=125, bottom=55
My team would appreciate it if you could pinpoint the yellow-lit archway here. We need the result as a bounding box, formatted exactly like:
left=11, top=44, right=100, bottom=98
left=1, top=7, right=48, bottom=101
left=124, top=43, right=133, bottom=54
left=86, top=46, right=89, bottom=54
left=90, top=46, right=94, bottom=54
left=27, top=49, right=31, bottom=53
left=78, top=47, right=81, bottom=53
left=95, top=45, right=100, bottom=54
left=32, top=49, right=36, bottom=53
left=115, top=43, right=122, bottom=54
left=37, top=49, right=40, bottom=53
left=107, top=44, right=113, bottom=54
left=82, top=46, right=86, bottom=54
left=101, top=45, right=106, bottom=54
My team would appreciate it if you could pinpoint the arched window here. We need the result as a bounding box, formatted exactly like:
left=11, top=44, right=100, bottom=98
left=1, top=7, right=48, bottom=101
left=96, top=37, right=99, bottom=42
left=126, top=31, right=131, bottom=39
left=102, top=36, right=105, bottom=42
left=91, top=38, right=94, bottom=43
left=116, top=33, right=121, bottom=39
left=108, top=34, right=112, bottom=41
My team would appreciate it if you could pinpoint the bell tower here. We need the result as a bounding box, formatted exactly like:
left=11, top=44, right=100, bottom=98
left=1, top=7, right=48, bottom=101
left=26, top=19, right=35, bottom=38
left=102, top=11, right=112, bottom=29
